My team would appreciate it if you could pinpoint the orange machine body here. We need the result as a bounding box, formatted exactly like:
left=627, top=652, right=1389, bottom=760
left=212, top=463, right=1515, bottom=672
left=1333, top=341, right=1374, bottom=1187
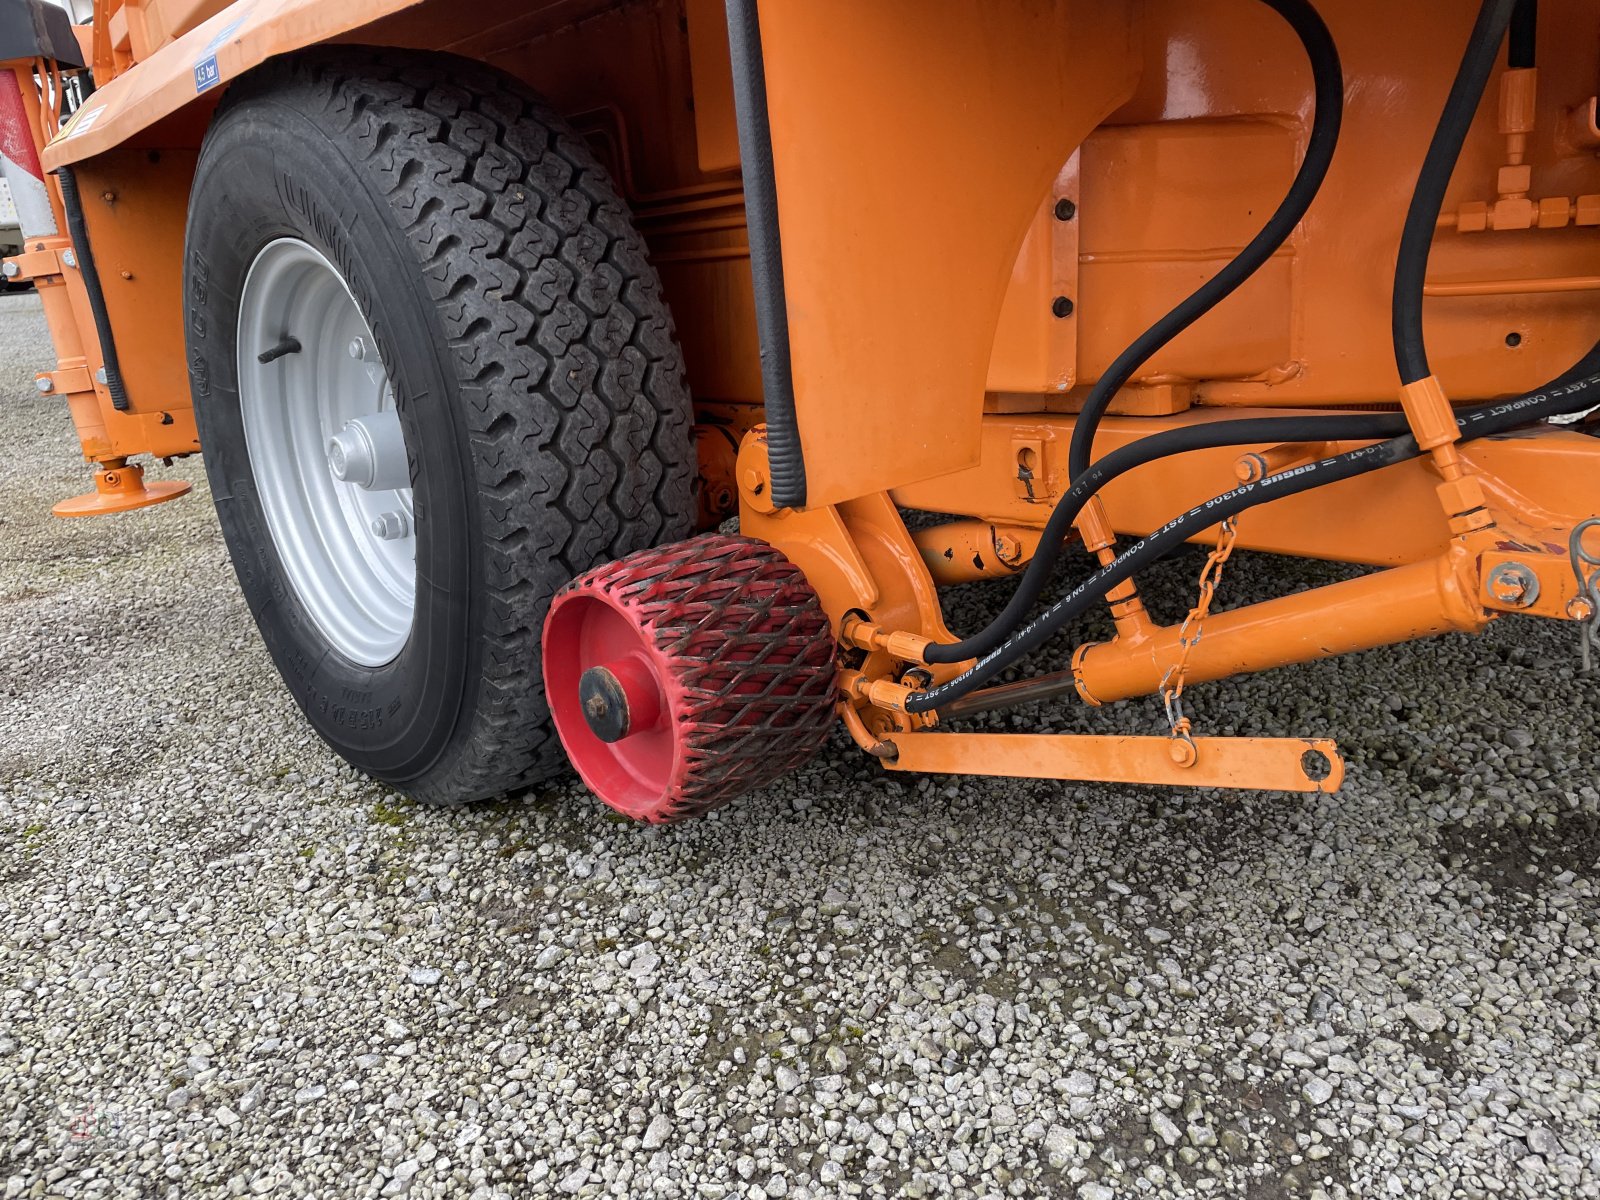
left=6, top=0, right=1600, bottom=789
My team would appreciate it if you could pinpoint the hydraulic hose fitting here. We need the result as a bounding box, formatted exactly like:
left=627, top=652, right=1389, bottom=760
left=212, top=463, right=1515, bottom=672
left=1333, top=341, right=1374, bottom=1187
left=1075, top=495, right=1119, bottom=555
left=1498, top=67, right=1538, bottom=173
left=1398, top=375, right=1461, bottom=454
left=841, top=669, right=930, bottom=721
left=1399, top=375, right=1494, bottom=532
left=1077, top=497, right=1155, bottom=640
left=838, top=614, right=936, bottom=665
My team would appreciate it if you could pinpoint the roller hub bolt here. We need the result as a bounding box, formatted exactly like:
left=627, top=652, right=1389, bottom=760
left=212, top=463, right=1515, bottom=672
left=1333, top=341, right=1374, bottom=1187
left=579, top=658, right=664, bottom=744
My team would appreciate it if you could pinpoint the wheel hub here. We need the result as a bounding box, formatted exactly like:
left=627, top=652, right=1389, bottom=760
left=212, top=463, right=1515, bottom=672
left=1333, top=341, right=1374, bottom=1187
left=326, top=411, right=409, bottom=492
left=236, top=238, right=416, bottom=668
left=579, top=656, right=665, bottom=743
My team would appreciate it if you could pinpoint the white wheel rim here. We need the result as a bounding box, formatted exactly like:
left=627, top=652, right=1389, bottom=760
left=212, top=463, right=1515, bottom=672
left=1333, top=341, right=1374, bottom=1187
left=237, top=238, right=416, bottom=667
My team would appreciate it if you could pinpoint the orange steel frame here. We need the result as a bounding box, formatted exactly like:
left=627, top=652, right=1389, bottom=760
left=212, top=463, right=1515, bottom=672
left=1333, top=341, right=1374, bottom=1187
left=8, top=0, right=1600, bottom=791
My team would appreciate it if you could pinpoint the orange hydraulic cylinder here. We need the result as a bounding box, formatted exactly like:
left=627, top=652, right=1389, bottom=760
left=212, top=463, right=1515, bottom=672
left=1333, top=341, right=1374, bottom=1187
left=1072, top=552, right=1490, bottom=705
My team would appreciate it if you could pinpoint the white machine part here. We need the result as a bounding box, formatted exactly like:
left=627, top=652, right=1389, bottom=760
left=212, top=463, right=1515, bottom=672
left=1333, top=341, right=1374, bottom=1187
left=0, top=176, right=21, bottom=258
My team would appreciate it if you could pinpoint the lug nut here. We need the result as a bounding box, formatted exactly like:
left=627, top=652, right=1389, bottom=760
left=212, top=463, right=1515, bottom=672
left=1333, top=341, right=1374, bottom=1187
left=348, top=337, right=368, bottom=361
left=370, top=511, right=410, bottom=540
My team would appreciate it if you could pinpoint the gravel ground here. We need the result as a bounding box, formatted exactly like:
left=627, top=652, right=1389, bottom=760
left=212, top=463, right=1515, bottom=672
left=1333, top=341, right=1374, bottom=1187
left=1, top=288, right=1597, bottom=1200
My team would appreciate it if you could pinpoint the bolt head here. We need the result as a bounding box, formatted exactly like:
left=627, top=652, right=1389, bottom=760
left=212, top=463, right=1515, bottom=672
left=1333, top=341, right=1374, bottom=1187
left=34, top=376, right=53, bottom=393
left=327, top=436, right=354, bottom=482
left=1487, top=562, right=1538, bottom=608
left=370, top=510, right=410, bottom=540
left=94, top=367, right=108, bottom=385
left=61, top=250, right=77, bottom=269
left=2, top=262, right=18, bottom=278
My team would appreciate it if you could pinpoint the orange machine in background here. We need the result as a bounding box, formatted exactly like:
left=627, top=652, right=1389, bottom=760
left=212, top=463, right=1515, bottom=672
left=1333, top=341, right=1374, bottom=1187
left=2, top=0, right=1597, bottom=817
left=0, top=6, right=192, bottom=512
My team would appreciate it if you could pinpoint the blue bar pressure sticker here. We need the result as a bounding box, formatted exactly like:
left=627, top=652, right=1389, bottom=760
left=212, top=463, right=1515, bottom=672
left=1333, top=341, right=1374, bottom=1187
left=194, top=18, right=246, bottom=94
left=194, top=56, right=221, bottom=93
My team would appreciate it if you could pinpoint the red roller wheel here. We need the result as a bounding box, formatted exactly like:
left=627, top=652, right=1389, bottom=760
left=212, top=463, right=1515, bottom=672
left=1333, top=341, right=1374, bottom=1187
left=542, top=535, right=839, bottom=822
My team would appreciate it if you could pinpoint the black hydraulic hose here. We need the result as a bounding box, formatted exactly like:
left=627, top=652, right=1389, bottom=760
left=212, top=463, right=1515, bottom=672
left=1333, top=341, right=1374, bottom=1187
left=1066, top=0, right=1344, bottom=482
left=1392, top=0, right=1518, bottom=385
left=1509, top=0, right=1537, bottom=69
left=922, top=408, right=1413, bottom=665
left=907, top=364, right=1600, bottom=714
left=933, top=338, right=1600, bottom=709
left=927, top=328, right=1600, bottom=665
left=924, top=0, right=1553, bottom=677
left=910, top=0, right=1581, bottom=715
left=55, top=165, right=130, bottom=412
left=913, top=440, right=1420, bottom=712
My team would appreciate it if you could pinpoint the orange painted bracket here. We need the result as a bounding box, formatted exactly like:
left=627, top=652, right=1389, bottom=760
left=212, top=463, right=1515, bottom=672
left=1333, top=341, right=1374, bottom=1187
left=1479, top=549, right=1591, bottom=621
left=881, top=732, right=1345, bottom=794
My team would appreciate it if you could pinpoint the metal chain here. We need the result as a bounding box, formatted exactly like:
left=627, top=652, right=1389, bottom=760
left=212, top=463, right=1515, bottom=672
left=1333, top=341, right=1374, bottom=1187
left=1571, top=518, right=1600, bottom=675
left=1159, top=517, right=1241, bottom=743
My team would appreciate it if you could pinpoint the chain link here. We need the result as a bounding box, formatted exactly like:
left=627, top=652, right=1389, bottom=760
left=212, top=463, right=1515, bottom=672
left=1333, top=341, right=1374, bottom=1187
left=1571, top=518, right=1600, bottom=675
left=1159, top=517, right=1241, bottom=743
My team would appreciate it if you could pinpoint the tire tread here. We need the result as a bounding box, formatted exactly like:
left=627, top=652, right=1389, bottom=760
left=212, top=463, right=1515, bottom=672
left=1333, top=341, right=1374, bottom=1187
left=224, top=50, right=693, bottom=803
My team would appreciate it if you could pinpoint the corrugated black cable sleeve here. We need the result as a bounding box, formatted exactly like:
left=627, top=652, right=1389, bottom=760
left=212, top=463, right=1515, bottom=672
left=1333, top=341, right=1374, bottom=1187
left=725, top=0, right=807, bottom=508
left=55, top=165, right=130, bottom=412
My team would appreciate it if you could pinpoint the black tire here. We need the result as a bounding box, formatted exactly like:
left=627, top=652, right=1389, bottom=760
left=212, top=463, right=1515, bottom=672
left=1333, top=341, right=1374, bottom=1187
left=184, top=49, right=694, bottom=803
